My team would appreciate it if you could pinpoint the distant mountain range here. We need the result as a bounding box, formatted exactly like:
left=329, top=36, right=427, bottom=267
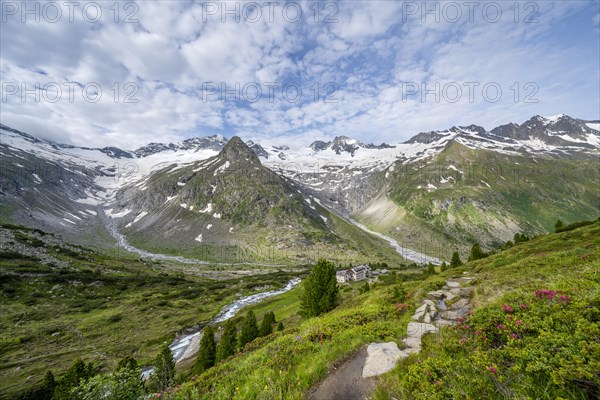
left=1, top=114, right=598, bottom=262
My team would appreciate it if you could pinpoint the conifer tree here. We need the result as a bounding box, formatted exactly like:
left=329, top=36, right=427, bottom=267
left=450, top=251, right=463, bottom=268
left=238, top=311, right=259, bottom=349
left=216, top=319, right=237, bottom=362
left=300, top=259, right=339, bottom=317
left=194, top=326, right=216, bottom=373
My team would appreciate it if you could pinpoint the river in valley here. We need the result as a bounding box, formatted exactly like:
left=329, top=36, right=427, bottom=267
left=141, top=277, right=301, bottom=379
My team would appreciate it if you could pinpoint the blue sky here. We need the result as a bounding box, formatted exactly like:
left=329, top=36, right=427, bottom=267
left=1, top=0, right=599, bottom=149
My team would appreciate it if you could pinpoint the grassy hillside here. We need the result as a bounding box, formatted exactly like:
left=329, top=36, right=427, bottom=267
left=358, top=141, right=600, bottom=258
left=0, top=224, right=301, bottom=399
left=156, top=219, right=598, bottom=400
left=375, top=219, right=600, bottom=399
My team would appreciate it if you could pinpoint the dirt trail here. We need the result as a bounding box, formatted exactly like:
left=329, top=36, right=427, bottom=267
left=307, top=346, right=377, bottom=400
left=307, top=275, right=475, bottom=399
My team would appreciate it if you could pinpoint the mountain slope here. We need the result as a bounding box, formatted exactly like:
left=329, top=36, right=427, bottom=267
left=108, top=137, right=405, bottom=264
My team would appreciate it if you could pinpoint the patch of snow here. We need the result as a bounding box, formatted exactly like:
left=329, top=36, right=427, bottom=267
left=132, top=211, right=148, bottom=224
left=586, top=122, right=599, bottom=131
left=199, top=203, right=213, bottom=213
left=63, top=218, right=76, bottom=224
left=213, top=213, right=221, bottom=219
left=32, top=173, right=42, bottom=183
left=195, top=234, right=203, bottom=242
left=214, top=161, right=230, bottom=175
left=229, top=227, right=233, bottom=233
left=320, top=215, right=328, bottom=222
left=481, top=181, right=491, bottom=188
left=206, top=224, right=212, bottom=230
left=106, top=208, right=131, bottom=218
left=177, top=181, right=186, bottom=186
left=165, top=196, right=176, bottom=203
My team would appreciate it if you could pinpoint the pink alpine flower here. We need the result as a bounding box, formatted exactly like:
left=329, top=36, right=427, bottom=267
left=502, top=304, right=513, bottom=313
left=488, top=366, right=497, bottom=373
left=497, top=324, right=503, bottom=329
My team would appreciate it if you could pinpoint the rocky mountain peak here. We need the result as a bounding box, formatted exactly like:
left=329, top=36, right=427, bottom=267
left=221, top=136, right=260, bottom=164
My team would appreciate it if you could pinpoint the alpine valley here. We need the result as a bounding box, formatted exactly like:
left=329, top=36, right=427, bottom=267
left=1, top=114, right=600, bottom=399
left=1, top=114, right=598, bottom=263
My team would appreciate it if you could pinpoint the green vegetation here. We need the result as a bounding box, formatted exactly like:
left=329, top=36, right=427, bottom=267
left=375, top=219, right=600, bottom=399
left=195, top=326, right=216, bottom=374
left=4, top=218, right=599, bottom=399
left=150, top=345, right=176, bottom=392
left=0, top=224, right=301, bottom=399
left=259, top=312, right=276, bottom=337
left=237, top=311, right=259, bottom=349
left=73, top=361, right=145, bottom=400
left=300, top=259, right=339, bottom=317
left=450, top=251, right=463, bottom=268
left=216, top=320, right=237, bottom=363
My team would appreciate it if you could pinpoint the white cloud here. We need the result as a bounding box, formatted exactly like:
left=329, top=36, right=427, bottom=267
left=0, top=0, right=598, bottom=149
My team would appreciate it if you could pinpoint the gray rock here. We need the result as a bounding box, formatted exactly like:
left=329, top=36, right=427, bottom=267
left=428, top=290, right=445, bottom=299
left=450, top=298, right=470, bottom=310
left=423, top=299, right=437, bottom=308
left=407, top=322, right=438, bottom=338
left=446, top=281, right=461, bottom=288
left=362, top=342, right=407, bottom=378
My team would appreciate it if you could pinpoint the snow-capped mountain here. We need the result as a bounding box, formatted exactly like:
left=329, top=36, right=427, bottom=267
left=1, top=114, right=598, bottom=261
left=308, top=136, right=395, bottom=155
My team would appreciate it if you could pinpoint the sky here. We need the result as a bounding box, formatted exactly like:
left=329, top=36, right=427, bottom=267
left=1, top=0, right=599, bottom=149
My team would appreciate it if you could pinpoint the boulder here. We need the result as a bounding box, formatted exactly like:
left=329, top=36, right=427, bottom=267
left=428, top=290, right=445, bottom=299
left=450, top=298, right=470, bottom=310
left=406, top=322, right=438, bottom=338
left=446, top=281, right=461, bottom=288
left=423, top=299, right=437, bottom=308
left=362, top=342, right=407, bottom=378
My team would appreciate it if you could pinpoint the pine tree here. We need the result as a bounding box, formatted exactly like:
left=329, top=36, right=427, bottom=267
left=277, top=321, right=284, bottom=332
left=194, top=326, right=216, bottom=373
left=116, top=356, right=138, bottom=372
left=468, top=243, right=484, bottom=261
left=555, top=219, right=564, bottom=232
left=216, top=319, right=237, bottom=362
left=238, top=311, right=259, bottom=349
left=259, top=312, right=275, bottom=337
left=150, top=344, right=175, bottom=392
left=440, top=261, right=448, bottom=272
left=40, top=370, right=56, bottom=400
left=426, top=263, right=436, bottom=275
left=52, top=359, right=94, bottom=400
left=450, top=251, right=463, bottom=268
left=300, top=259, right=339, bottom=318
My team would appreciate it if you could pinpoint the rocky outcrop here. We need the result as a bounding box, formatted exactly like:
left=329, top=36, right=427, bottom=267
left=362, top=342, right=407, bottom=378
left=361, top=275, right=475, bottom=378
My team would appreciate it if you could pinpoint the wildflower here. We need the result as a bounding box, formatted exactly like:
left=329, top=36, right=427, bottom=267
left=475, top=331, right=481, bottom=335
left=459, top=337, right=467, bottom=344
left=516, top=319, right=522, bottom=326
left=502, top=304, right=513, bottom=313
left=488, top=366, right=497, bottom=373
left=497, top=324, right=503, bottom=329
left=520, top=303, right=528, bottom=309
left=507, top=315, right=514, bottom=320
left=510, top=333, right=518, bottom=339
